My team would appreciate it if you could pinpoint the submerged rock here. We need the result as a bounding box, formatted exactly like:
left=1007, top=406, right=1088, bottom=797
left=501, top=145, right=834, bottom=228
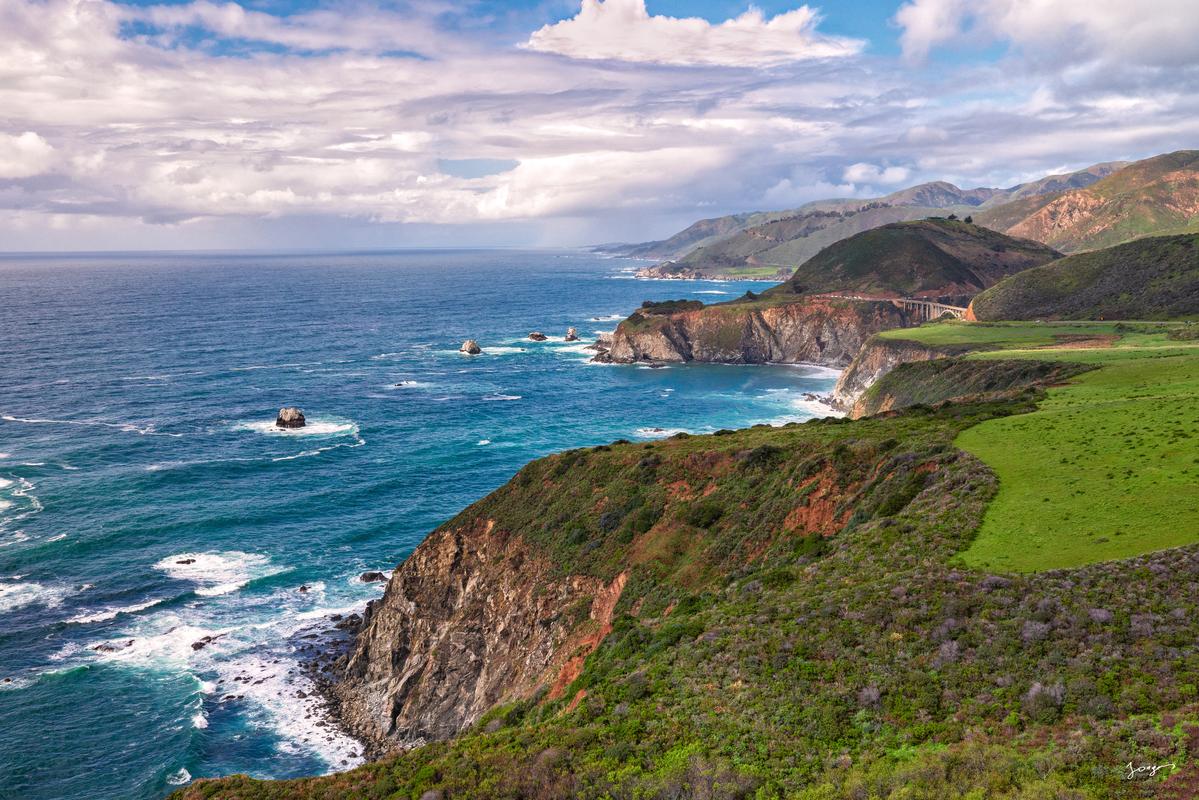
left=276, top=407, right=306, bottom=429
left=565, top=327, right=579, bottom=342
left=460, top=340, right=482, bottom=355
left=528, top=331, right=548, bottom=341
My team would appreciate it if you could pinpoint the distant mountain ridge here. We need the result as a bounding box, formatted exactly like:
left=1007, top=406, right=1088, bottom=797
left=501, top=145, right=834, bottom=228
left=977, top=151, right=1199, bottom=252
left=609, top=161, right=1125, bottom=279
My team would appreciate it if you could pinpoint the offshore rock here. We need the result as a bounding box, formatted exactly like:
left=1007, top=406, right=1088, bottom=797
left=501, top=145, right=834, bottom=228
left=460, top=340, right=482, bottom=355
left=528, top=331, right=548, bottom=341
left=276, top=407, right=306, bottom=428
left=564, top=327, right=579, bottom=342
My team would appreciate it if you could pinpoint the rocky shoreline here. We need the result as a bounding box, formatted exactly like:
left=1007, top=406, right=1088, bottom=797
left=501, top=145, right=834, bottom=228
left=295, top=609, right=380, bottom=760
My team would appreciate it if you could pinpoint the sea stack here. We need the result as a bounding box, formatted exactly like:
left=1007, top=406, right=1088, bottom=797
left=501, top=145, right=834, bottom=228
left=276, top=407, right=306, bottom=428
left=460, top=340, right=482, bottom=355
left=528, top=331, right=548, bottom=341
left=565, top=327, right=579, bottom=341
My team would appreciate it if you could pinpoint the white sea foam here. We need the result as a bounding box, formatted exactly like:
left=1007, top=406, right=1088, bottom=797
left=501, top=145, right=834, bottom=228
left=155, top=552, right=282, bottom=597
left=476, top=346, right=526, bottom=356
left=0, top=531, right=31, bottom=547
left=167, top=768, right=192, bottom=786
left=46, top=533, right=67, bottom=543
left=482, top=394, right=521, bottom=402
left=68, top=597, right=167, bottom=624
left=695, top=290, right=728, bottom=295
left=0, top=478, right=12, bottom=489
left=477, top=439, right=491, bottom=446
left=784, top=363, right=844, bottom=380
left=634, top=427, right=689, bottom=439
left=219, top=651, right=365, bottom=769
left=0, top=414, right=179, bottom=437
left=0, top=581, right=70, bottom=612
left=235, top=419, right=358, bottom=437
left=92, top=621, right=224, bottom=667
left=0, top=453, right=10, bottom=460
left=0, top=500, right=11, bottom=511
left=591, top=314, right=624, bottom=321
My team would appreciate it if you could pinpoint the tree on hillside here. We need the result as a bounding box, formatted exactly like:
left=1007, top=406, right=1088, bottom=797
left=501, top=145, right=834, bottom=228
left=965, top=215, right=974, bottom=224
left=947, top=213, right=959, bottom=221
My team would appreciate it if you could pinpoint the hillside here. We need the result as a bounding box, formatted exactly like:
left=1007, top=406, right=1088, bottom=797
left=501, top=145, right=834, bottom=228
left=969, top=233, right=1199, bottom=320
left=177, top=324, right=1199, bottom=800
left=624, top=162, right=1121, bottom=278
left=764, top=219, right=1061, bottom=304
left=596, top=221, right=1060, bottom=368
left=977, top=150, right=1199, bottom=252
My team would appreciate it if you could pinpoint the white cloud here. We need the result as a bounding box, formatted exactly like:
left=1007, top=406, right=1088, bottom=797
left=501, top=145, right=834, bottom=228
left=842, top=163, right=910, bottom=185
left=896, top=0, right=1199, bottom=66
left=0, top=132, right=56, bottom=179
left=524, top=0, right=863, bottom=67
left=0, top=0, right=1196, bottom=249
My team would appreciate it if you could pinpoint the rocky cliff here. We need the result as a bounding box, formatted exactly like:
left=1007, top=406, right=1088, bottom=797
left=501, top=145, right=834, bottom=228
left=831, top=335, right=947, bottom=412
left=597, top=297, right=914, bottom=367
left=335, top=517, right=626, bottom=753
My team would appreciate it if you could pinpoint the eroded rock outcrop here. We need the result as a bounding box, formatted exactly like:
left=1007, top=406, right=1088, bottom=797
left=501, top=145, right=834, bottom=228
left=460, top=340, right=482, bottom=355
left=335, top=518, right=626, bottom=754
left=596, top=297, right=914, bottom=368
left=276, top=407, right=306, bottom=428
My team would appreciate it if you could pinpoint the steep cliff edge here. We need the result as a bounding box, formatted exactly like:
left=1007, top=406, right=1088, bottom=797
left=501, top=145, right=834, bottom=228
left=327, top=408, right=981, bottom=757
left=830, top=335, right=948, bottom=410
left=598, top=297, right=914, bottom=367
left=335, top=518, right=627, bottom=753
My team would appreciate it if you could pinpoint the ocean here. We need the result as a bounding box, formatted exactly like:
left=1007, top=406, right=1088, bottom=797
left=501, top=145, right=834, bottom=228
left=0, top=250, right=838, bottom=799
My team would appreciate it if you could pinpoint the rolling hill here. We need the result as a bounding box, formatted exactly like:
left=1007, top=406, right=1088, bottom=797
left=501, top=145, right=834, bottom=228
left=762, top=218, right=1061, bottom=304
left=968, top=233, right=1199, bottom=320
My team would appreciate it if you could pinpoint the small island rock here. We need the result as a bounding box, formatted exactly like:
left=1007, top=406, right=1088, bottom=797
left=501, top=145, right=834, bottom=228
left=460, top=340, right=482, bottom=355
left=528, top=331, right=548, bottom=341
left=276, top=407, right=306, bottom=429
left=564, top=327, right=579, bottom=342
left=359, top=571, right=387, bottom=583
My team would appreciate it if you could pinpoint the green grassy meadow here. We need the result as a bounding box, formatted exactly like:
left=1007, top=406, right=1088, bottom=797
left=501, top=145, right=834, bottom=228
left=887, top=320, right=1199, bottom=571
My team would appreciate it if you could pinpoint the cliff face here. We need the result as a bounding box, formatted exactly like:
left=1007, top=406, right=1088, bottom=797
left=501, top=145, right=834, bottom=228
left=335, top=518, right=625, bottom=753
left=831, top=336, right=944, bottom=412
left=599, top=298, right=913, bottom=367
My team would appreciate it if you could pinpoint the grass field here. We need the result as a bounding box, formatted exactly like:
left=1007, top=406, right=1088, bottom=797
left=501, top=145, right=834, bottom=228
left=709, top=265, right=785, bottom=279
left=888, top=320, right=1199, bottom=571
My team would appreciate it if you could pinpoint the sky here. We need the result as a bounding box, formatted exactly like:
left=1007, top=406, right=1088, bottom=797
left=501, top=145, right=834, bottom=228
left=1, top=0, right=1197, bottom=251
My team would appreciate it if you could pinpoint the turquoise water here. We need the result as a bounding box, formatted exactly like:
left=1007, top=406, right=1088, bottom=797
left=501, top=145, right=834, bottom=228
left=0, top=250, right=838, bottom=799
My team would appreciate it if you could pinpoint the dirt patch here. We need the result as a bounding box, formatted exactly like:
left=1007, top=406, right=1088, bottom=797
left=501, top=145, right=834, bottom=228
left=1043, top=334, right=1117, bottom=349
left=784, top=468, right=854, bottom=537
left=547, top=571, right=628, bottom=701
